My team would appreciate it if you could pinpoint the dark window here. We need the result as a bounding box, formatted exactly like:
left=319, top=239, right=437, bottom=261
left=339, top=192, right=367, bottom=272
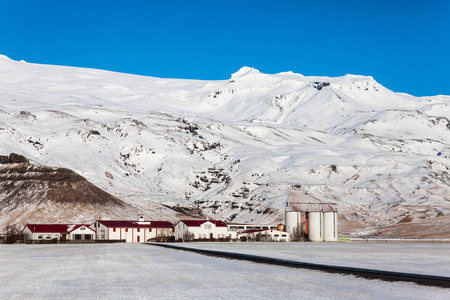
left=85, top=235, right=92, bottom=240
left=74, top=234, right=82, bottom=240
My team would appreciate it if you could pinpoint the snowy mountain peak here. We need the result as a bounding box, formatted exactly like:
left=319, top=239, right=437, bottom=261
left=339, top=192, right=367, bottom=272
left=231, top=66, right=261, bottom=78
left=0, top=54, right=10, bottom=61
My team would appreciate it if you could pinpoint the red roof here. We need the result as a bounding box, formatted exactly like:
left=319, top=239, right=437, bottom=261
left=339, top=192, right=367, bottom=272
left=97, top=220, right=173, bottom=228
left=178, top=220, right=228, bottom=227
left=24, top=224, right=95, bottom=233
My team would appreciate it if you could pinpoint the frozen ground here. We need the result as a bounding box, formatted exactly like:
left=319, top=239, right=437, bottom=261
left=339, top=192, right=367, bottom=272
left=0, top=243, right=448, bottom=299
left=173, top=242, right=450, bottom=277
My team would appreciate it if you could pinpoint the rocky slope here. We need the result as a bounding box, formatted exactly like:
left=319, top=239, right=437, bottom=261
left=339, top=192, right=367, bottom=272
left=0, top=153, right=178, bottom=227
left=0, top=56, right=449, bottom=237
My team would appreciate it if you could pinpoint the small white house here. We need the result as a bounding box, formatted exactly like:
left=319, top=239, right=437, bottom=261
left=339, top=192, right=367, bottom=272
left=23, top=224, right=95, bottom=241
left=174, top=220, right=229, bottom=241
left=237, top=229, right=290, bottom=242
left=91, top=216, right=174, bottom=243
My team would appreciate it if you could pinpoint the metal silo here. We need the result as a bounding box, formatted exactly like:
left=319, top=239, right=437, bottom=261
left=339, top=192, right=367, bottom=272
left=307, top=212, right=323, bottom=242
left=323, top=212, right=338, bottom=242
left=285, top=211, right=301, bottom=236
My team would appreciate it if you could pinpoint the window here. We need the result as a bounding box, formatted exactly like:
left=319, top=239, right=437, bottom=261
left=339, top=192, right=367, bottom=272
left=54, top=234, right=59, bottom=239
left=38, top=234, right=43, bottom=239
left=46, top=234, right=51, bottom=239
left=274, top=234, right=279, bottom=237
left=74, top=234, right=82, bottom=240
left=100, top=230, right=105, bottom=239
left=85, top=235, right=92, bottom=240
left=80, top=227, right=85, bottom=230
left=282, top=234, right=287, bottom=237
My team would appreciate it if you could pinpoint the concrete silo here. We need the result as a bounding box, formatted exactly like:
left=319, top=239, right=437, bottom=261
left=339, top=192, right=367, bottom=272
left=307, top=212, right=323, bottom=242
left=323, top=211, right=338, bottom=242
left=285, top=210, right=301, bottom=236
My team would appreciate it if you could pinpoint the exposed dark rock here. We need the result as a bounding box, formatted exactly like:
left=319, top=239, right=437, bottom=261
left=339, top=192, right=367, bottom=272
left=0, top=153, right=29, bottom=164
left=311, top=82, right=330, bottom=90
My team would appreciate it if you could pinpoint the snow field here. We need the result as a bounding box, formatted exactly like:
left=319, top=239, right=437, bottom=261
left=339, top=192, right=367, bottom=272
left=173, top=242, right=450, bottom=277
left=0, top=243, right=448, bottom=299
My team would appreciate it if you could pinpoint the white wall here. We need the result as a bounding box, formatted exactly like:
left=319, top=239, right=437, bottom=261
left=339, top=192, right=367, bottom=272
left=175, top=221, right=229, bottom=241
left=68, top=226, right=95, bottom=240
left=238, top=230, right=290, bottom=242
left=93, top=222, right=173, bottom=243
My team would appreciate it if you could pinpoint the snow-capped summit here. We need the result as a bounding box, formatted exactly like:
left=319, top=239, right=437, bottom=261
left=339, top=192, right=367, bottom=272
left=231, top=66, right=261, bottom=78
left=0, top=57, right=449, bottom=237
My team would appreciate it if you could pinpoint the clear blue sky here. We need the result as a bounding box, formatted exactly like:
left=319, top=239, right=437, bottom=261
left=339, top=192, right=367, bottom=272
left=1, top=0, right=449, bottom=96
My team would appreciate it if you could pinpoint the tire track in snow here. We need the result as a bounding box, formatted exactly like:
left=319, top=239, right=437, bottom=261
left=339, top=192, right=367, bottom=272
left=146, top=243, right=450, bottom=288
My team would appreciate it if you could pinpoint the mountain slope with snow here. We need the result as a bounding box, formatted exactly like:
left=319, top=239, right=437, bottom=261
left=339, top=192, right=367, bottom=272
left=0, top=56, right=449, bottom=237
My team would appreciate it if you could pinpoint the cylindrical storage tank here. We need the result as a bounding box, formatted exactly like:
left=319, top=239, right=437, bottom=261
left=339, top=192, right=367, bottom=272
left=307, top=212, right=323, bottom=242
left=323, top=212, right=338, bottom=242
left=285, top=211, right=301, bottom=235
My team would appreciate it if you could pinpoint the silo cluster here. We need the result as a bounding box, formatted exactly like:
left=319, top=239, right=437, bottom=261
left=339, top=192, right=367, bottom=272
left=285, top=204, right=338, bottom=242
left=307, top=211, right=338, bottom=242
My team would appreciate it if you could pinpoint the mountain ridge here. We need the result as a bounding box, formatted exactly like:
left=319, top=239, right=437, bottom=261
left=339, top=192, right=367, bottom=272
left=0, top=56, right=449, bottom=237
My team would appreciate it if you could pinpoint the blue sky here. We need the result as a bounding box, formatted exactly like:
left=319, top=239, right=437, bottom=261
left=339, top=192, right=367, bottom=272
left=1, top=0, right=449, bottom=96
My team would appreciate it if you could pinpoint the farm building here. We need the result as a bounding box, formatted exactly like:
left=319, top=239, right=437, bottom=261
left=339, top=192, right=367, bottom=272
left=91, top=216, right=173, bottom=243
left=238, top=229, right=290, bottom=242
left=174, top=219, right=229, bottom=241
left=23, top=224, right=95, bottom=241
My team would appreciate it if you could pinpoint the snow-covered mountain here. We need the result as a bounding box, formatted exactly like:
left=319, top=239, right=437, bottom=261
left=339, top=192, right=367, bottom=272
left=1, top=55, right=449, bottom=237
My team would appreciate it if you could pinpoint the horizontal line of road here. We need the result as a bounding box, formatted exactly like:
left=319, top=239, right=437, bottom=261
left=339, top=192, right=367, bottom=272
left=147, top=242, right=450, bottom=288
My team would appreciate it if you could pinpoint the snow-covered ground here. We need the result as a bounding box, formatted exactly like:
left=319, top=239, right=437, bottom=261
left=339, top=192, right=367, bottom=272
left=170, top=242, right=450, bottom=277
left=0, top=243, right=448, bottom=299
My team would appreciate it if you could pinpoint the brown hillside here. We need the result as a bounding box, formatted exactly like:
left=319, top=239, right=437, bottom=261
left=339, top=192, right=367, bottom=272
left=0, top=153, right=141, bottom=229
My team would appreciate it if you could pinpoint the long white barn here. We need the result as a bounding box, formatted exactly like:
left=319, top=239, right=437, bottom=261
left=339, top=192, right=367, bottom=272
left=91, top=217, right=173, bottom=243
left=23, top=224, right=95, bottom=241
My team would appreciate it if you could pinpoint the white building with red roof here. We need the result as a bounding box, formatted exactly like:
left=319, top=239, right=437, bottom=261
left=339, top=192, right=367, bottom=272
left=174, top=219, right=229, bottom=241
left=237, top=229, right=290, bottom=242
left=23, top=224, right=95, bottom=241
left=91, top=216, right=173, bottom=243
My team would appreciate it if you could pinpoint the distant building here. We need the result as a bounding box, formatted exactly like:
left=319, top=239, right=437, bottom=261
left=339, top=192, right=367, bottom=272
left=174, top=220, right=229, bottom=241
left=238, top=229, right=290, bottom=242
left=91, top=216, right=173, bottom=243
left=23, top=224, right=95, bottom=241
